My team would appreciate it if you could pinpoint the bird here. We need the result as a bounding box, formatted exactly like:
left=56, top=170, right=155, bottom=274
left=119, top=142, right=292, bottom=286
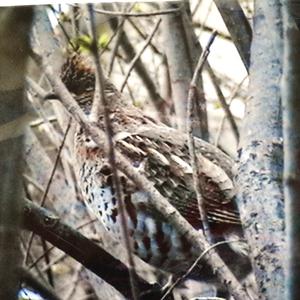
left=60, top=53, right=251, bottom=295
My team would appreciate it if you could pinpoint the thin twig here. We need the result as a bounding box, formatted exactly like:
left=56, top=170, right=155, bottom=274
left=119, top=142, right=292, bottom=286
left=94, top=6, right=181, bottom=17
left=99, top=19, right=125, bottom=57
left=40, top=119, right=72, bottom=208
left=194, top=22, right=231, bottom=41
left=196, top=0, right=213, bottom=39
left=187, top=31, right=217, bottom=243
left=194, top=84, right=209, bottom=141
left=25, top=119, right=72, bottom=265
left=22, top=199, right=156, bottom=299
left=41, top=238, right=54, bottom=287
left=107, top=3, right=135, bottom=77
left=20, top=236, right=48, bottom=285
left=107, top=15, right=169, bottom=123
left=214, top=76, right=248, bottom=146
left=28, top=218, right=96, bottom=271
left=41, top=252, right=70, bottom=274
left=27, top=77, right=74, bottom=165
left=127, top=18, right=162, bottom=56
left=42, top=54, right=251, bottom=300
left=206, top=64, right=240, bottom=142
left=87, top=5, right=139, bottom=300
left=107, top=18, right=125, bottom=77
left=71, top=5, right=80, bottom=39
left=161, top=240, right=244, bottom=300
left=120, top=18, right=162, bottom=92
left=49, top=6, right=77, bottom=51
left=117, top=58, right=136, bottom=104
left=19, top=267, right=62, bottom=300
left=192, top=0, right=203, bottom=16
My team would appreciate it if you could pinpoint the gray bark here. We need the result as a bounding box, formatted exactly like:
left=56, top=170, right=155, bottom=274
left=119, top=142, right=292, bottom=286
left=0, top=7, right=33, bottom=299
left=236, top=1, right=284, bottom=299
left=32, top=6, right=63, bottom=74
left=282, top=1, right=300, bottom=298
left=161, top=2, right=207, bottom=136
left=22, top=199, right=160, bottom=299
left=161, top=2, right=194, bottom=131
left=213, top=0, right=252, bottom=71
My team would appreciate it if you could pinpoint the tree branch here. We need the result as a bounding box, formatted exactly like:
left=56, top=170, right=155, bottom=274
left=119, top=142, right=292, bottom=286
left=187, top=31, right=217, bottom=242
left=22, top=199, right=159, bottom=299
left=213, top=0, right=252, bottom=72
left=18, top=267, right=61, bottom=300
left=120, top=18, right=161, bottom=92
left=105, top=4, right=169, bottom=124
left=87, top=5, right=139, bottom=300
left=42, top=55, right=251, bottom=300
left=94, top=6, right=182, bottom=17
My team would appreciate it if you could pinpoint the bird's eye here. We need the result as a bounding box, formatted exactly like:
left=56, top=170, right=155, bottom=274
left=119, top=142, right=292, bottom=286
left=132, top=161, right=140, bottom=168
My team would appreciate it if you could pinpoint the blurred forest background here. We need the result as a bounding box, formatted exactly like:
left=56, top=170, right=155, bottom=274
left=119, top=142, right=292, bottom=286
left=0, top=1, right=299, bottom=300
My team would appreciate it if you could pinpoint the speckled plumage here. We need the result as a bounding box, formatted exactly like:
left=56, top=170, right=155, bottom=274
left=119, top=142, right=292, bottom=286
left=61, top=54, right=251, bottom=280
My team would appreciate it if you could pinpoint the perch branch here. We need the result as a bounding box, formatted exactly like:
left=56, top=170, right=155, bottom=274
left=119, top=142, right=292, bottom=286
left=88, top=5, right=139, bottom=300
left=22, top=199, right=159, bottom=299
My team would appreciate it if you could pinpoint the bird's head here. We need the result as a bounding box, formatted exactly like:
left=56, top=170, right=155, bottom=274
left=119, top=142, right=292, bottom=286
left=45, top=52, right=121, bottom=113
left=60, top=52, right=95, bottom=98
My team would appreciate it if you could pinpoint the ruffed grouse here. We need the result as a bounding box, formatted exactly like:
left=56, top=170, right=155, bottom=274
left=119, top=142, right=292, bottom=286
left=61, top=53, right=251, bottom=292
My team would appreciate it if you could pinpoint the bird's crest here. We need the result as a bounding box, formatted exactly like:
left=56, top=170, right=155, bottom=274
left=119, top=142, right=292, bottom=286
left=60, top=52, right=122, bottom=111
left=61, top=53, right=95, bottom=96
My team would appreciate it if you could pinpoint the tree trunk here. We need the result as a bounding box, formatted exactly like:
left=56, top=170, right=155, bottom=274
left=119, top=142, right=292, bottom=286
left=161, top=2, right=207, bottom=137
left=235, top=1, right=284, bottom=299
left=282, top=1, right=300, bottom=298
left=0, top=7, right=33, bottom=299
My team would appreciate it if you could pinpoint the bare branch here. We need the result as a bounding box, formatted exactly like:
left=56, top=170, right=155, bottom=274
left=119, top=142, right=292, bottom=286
left=22, top=199, right=158, bottom=299
left=107, top=4, right=136, bottom=77
left=127, top=18, right=163, bottom=56
left=87, top=5, right=139, bottom=300
left=161, top=239, right=244, bottom=300
left=18, top=267, right=61, bottom=300
left=214, top=76, right=247, bottom=147
left=161, top=2, right=196, bottom=131
left=213, top=0, right=252, bottom=71
left=25, top=119, right=71, bottom=265
left=187, top=31, right=217, bottom=243
left=206, top=65, right=240, bottom=142
left=94, top=6, right=182, bottom=17
left=107, top=18, right=125, bottom=77
left=42, top=52, right=251, bottom=300
left=120, top=18, right=162, bottom=92
left=106, top=7, right=169, bottom=124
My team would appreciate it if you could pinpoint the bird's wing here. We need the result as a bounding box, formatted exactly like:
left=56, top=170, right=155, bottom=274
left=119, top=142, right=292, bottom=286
left=114, top=131, right=241, bottom=232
